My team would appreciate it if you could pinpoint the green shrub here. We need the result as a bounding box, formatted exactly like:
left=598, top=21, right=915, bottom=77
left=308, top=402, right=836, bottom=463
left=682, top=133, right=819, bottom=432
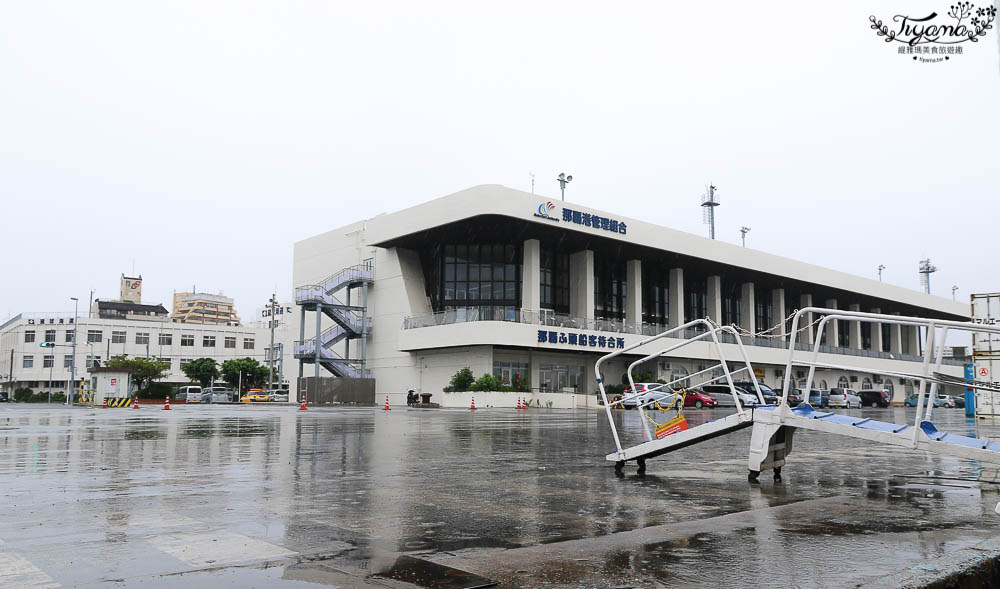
left=447, top=367, right=475, bottom=392
left=138, top=382, right=172, bottom=400
left=51, top=392, right=66, bottom=403
left=471, top=373, right=497, bottom=392
left=13, top=388, right=33, bottom=403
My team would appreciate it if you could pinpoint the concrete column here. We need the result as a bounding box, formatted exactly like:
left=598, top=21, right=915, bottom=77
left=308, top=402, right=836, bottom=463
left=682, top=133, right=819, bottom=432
left=706, top=275, right=722, bottom=324
left=848, top=303, right=862, bottom=349
left=625, top=259, right=642, bottom=333
left=741, top=283, right=755, bottom=334
left=870, top=307, right=883, bottom=352
left=668, top=268, right=684, bottom=328
left=890, top=312, right=903, bottom=355
left=824, top=298, right=839, bottom=347
left=800, top=294, right=814, bottom=345
left=906, top=325, right=921, bottom=357
left=522, top=239, right=541, bottom=315
left=569, top=250, right=594, bottom=321
left=772, top=289, right=786, bottom=339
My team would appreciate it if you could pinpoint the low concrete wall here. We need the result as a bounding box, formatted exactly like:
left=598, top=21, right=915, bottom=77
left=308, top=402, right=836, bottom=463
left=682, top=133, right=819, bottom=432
left=380, top=390, right=603, bottom=409
left=297, top=377, right=376, bottom=405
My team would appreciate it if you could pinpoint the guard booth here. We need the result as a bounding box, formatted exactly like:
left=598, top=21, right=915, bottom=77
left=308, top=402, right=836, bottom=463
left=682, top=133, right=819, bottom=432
left=91, top=367, right=132, bottom=407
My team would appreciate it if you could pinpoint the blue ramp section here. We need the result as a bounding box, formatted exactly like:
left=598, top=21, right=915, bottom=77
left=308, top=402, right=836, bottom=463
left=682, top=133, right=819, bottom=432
left=789, top=405, right=995, bottom=451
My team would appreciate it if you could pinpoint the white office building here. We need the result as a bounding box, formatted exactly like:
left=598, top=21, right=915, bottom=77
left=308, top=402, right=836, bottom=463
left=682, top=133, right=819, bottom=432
left=0, top=312, right=269, bottom=396
left=291, top=185, right=970, bottom=406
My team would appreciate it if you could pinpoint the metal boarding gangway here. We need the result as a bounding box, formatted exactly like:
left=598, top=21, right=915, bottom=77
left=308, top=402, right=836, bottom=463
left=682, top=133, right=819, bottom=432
left=748, top=307, right=1000, bottom=501
left=596, top=319, right=768, bottom=474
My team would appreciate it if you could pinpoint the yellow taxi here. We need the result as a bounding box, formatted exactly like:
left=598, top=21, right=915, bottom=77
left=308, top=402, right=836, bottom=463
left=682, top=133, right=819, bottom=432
left=240, top=389, right=270, bottom=403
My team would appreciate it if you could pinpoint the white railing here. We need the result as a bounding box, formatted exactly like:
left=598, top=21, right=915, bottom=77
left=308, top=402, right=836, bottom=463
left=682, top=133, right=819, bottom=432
left=595, top=319, right=765, bottom=454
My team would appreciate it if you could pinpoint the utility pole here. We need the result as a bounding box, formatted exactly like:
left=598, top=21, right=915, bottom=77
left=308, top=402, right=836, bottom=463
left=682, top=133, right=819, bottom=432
left=69, top=297, right=78, bottom=406
left=267, top=294, right=277, bottom=393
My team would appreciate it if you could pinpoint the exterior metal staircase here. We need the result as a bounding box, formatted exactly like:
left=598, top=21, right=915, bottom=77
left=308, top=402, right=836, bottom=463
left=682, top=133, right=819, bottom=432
left=295, top=262, right=373, bottom=379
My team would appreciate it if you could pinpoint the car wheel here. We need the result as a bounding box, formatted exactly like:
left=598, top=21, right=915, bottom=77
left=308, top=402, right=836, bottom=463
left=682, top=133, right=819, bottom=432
left=695, top=401, right=703, bottom=409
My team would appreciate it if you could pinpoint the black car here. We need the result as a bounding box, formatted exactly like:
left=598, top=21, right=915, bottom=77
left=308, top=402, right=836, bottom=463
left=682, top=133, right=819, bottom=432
left=857, top=389, right=891, bottom=408
left=731, top=381, right=779, bottom=405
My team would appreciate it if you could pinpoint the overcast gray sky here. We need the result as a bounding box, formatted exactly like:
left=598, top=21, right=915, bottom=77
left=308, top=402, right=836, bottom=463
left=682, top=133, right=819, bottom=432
left=2, top=1, right=998, bottom=323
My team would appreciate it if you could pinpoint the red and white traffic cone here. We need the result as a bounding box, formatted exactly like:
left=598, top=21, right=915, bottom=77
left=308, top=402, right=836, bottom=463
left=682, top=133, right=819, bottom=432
left=470, top=397, right=476, bottom=411
left=299, top=396, right=308, bottom=411
left=132, top=397, right=140, bottom=410
left=163, top=396, right=171, bottom=411
left=383, top=396, right=391, bottom=411
left=517, top=397, right=524, bottom=410
left=102, top=397, right=107, bottom=409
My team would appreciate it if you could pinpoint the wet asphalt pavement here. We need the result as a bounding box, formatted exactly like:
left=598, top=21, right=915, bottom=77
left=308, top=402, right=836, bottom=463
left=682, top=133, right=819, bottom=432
left=1, top=404, right=999, bottom=588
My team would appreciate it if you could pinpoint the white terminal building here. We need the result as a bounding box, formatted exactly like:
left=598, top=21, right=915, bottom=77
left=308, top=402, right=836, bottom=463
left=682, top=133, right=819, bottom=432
left=0, top=276, right=270, bottom=395
left=291, top=185, right=969, bottom=406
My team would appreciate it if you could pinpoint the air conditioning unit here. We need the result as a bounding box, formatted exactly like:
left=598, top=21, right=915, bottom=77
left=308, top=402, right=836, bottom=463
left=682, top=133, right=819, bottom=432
left=850, top=375, right=858, bottom=382
left=873, top=375, right=882, bottom=383
left=776, top=369, right=784, bottom=377
left=899, top=378, right=907, bottom=385
left=796, top=370, right=805, bottom=378
left=661, top=361, right=670, bottom=370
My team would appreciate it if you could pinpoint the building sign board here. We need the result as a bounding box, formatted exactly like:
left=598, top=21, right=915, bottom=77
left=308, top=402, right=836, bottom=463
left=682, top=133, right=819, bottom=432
left=972, top=293, right=1000, bottom=418
left=561, top=207, right=627, bottom=235
left=537, top=329, right=626, bottom=350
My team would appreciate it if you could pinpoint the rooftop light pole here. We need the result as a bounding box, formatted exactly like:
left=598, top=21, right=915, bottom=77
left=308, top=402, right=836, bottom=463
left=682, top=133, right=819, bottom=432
left=877, top=264, right=886, bottom=282
left=952, top=285, right=958, bottom=300
left=740, top=226, right=751, bottom=247
left=557, top=173, right=572, bottom=201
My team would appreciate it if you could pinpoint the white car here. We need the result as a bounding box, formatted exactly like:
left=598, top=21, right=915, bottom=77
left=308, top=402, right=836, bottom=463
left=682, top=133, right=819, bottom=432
left=829, top=388, right=862, bottom=409
left=621, top=383, right=675, bottom=409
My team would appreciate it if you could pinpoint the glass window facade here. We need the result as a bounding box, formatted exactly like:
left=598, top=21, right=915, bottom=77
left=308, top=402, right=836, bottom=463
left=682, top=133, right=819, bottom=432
left=642, top=266, right=669, bottom=326
left=722, top=282, right=741, bottom=326
left=685, top=275, right=707, bottom=324
left=539, top=362, right=585, bottom=392
left=440, top=244, right=521, bottom=319
left=594, top=255, right=626, bottom=320
left=493, top=360, right=529, bottom=386
left=540, top=247, right=570, bottom=314
left=754, top=286, right=771, bottom=333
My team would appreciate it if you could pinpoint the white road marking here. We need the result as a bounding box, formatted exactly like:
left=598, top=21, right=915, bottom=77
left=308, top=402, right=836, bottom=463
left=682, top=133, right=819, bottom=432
left=0, top=552, right=60, bottom=588
left=148, top=530, right=295, bottom=568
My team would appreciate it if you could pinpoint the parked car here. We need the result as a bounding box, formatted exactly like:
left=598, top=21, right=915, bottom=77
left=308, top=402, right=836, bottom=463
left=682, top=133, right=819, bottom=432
left=802, top=389, right=830, bottom=408
left=904, top=395, right=943, bottom=408
left=858, top=388, right=891, bottom=408
left=267, top=389, right=289, bottom=402
left=938, top=395, right=965, bottom=408
left=700, top=384, right=758, bottom=407
left=203, top=386, right=233, bottom=403
left=671, top=390, right=718, bottom=409
left=774, top=388, right=803, bottom=407
left=829, top=388, right=862, bottom=409
left=178, top=385, right=203, bottom=403
left=240, top=391, right=270, bottom=403
left=731, top=381, right=779, bottom=405
left=621, top=383, right=674, bottom=409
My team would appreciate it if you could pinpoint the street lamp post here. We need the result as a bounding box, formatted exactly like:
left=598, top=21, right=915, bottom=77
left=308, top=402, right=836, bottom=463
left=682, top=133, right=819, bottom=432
left=68, top=297, right=78, bottom=406
left=740, top=226, right=751, bottom=248
left=557, top=173, right=573, bottom=201
left=877, top=265, right=885, bottom=282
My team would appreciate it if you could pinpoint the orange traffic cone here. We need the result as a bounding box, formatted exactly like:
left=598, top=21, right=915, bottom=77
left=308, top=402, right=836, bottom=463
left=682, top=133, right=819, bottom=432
left=132, top=397, right=140, bottom=410
left=163, top=396, right=171, bottom=410
left=470, top=397, right=476, bottom=410
left=299, top=396, right=308, bottom=411
left=517, top=397, right=524, bottom=410
left=383, top=396, right=391, bottom=411
left=102, top=398, right=107, bottom=409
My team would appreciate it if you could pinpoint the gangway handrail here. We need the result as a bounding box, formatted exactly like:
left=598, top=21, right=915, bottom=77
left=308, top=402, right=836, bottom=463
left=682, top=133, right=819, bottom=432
left=596, top=319, right=759, bottom=453
left=781, top=307, right=1000, bottom=446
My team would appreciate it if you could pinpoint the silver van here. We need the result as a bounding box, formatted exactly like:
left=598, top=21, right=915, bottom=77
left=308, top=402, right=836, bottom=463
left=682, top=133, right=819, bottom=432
left=178, top=386, right=203, bottom=403
left=202, top=386, right=232, bottom=403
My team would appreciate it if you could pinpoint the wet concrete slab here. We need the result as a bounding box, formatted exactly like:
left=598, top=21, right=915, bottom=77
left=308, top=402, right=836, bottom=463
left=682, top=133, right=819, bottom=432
left=0, top=405, right=998, bottom=587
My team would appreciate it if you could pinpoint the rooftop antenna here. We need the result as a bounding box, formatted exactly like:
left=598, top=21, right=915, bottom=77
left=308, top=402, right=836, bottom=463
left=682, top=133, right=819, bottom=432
left=739, top=226, right=751, bottom=247
left=529, top=172, right=535, bottom=195
left=951, top=285, right=958, bottom=300
left=918, top=258, right=937, bottom=294
left=701, top=184, right=720, bottom=239
left=877, top=264, right=886, bottom=282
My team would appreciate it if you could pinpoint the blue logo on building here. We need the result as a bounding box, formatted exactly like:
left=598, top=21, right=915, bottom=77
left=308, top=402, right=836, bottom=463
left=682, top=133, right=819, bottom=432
left=533, top=201, right=559, bottom=222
